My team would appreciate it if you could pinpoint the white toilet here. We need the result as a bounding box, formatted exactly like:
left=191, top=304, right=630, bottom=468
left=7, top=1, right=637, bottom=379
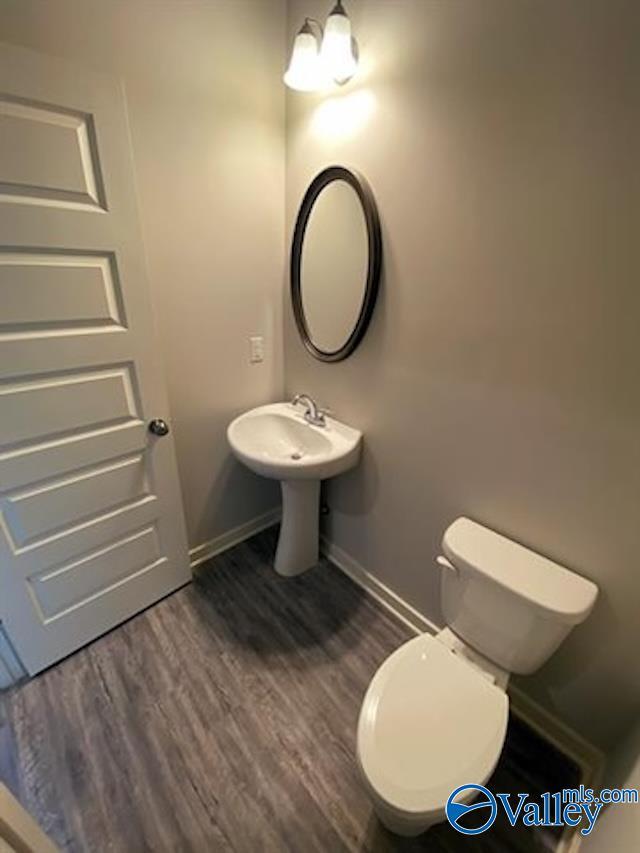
left=356, top=517, right=598, bottom=836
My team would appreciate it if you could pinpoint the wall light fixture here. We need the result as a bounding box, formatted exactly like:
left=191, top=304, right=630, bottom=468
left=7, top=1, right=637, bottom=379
left=284, top=0, right=358, bottom=92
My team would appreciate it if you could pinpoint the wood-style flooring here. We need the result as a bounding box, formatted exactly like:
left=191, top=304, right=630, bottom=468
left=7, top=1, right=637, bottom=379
left=0, top=528, right=580, bottom=852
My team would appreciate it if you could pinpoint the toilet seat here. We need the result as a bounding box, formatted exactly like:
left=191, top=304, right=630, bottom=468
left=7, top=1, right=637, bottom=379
left=357, top=634, right=508, bottom=824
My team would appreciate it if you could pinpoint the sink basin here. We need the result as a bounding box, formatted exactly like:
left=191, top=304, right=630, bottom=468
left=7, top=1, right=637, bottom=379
left=228, top=403, right=361, bottom=481
left=227, top=403, right=362, bottom=576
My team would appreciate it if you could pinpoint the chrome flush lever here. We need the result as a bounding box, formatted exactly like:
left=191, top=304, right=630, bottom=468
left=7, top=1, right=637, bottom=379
left=436, top=555, right=457, bottom=573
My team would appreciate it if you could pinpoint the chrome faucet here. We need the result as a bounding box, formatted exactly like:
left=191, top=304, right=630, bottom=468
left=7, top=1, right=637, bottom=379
left=291, top=393, right=327, bottom=427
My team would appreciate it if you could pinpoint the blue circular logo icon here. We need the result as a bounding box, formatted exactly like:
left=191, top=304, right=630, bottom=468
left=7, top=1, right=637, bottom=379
left=446, top=784, right=498, bottom=835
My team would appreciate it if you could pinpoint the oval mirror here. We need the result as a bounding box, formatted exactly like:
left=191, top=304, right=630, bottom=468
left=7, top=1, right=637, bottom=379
left=291, top=166, right=382, bottom=362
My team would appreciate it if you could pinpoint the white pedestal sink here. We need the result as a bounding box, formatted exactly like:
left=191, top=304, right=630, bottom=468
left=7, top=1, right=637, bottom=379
left=227, top=403, right=362, bottom=576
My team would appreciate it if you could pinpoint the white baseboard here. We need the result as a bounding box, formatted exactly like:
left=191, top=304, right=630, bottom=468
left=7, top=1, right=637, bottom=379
left=189, top=508, right=280, bottom=571
left=320, top=534, right=603, bottom=816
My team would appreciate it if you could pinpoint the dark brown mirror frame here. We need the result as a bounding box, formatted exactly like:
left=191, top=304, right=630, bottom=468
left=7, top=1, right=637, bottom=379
left=290, top=165, right=382, bottom=362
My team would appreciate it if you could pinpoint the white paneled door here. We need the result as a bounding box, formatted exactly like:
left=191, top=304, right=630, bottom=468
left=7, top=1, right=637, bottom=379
left=0, top=43, right=190, bottom=674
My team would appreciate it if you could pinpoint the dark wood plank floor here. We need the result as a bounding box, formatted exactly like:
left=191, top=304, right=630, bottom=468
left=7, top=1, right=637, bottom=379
left=0, top=528, right=579, bottom=852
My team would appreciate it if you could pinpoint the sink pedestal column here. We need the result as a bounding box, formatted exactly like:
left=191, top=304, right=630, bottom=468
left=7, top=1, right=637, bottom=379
left=274, top=479, right=320, bottom=576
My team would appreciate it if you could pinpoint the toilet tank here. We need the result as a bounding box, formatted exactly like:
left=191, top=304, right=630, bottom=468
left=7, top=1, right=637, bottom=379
left=440, top=518, right=598, bottom=675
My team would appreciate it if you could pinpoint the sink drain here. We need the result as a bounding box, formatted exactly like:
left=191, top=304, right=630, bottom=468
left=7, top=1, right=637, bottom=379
left=291, top=451, right=303, bottom=460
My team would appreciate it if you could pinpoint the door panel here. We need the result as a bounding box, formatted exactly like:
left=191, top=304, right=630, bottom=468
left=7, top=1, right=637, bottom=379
left=0, top=366, right=137, bottom=446
left=0, top=42, right=190, bottom=674
left=0, top=421, right=146, bottom=491
left=0, top=94, right=104, bottom=209
left=10, top=496, right=160, bottom=579
left=5, top=454, right=148, bottom=547
left=0, top=251, right=123, bottom=332
left=29, top=526, right=161, bottom=620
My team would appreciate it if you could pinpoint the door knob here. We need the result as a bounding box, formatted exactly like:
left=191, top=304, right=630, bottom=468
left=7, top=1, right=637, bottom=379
left=148, top=418, right=170, bottom=437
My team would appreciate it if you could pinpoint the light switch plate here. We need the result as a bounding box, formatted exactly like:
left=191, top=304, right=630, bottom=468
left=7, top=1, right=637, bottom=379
left=249, top=336, right=264, bottom=363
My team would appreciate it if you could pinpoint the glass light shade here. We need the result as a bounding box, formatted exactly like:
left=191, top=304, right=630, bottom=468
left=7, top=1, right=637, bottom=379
left=321, top=5, right=357, bottom=84
left=284, top=29, right=326, bottom=92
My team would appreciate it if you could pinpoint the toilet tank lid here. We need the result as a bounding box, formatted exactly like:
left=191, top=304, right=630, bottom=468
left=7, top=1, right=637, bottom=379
left=442, top=518, right=598, bottom=624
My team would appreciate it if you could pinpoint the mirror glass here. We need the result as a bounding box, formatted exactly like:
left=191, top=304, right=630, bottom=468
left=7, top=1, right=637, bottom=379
left=291, top=166, right=382, bottom=362
left=301, top=180, right=368, bottom=353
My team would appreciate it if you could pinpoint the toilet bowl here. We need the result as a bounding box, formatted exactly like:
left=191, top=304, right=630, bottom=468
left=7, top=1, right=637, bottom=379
left=357, top=517, right=598, bottom=836
left=357, top=631, right=508, bottom=836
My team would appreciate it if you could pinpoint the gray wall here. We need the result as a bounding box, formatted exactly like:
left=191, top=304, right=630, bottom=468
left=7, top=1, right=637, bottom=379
left=285, top=0, right=640, bottom=749
left=0, top=0, right=285, bottom=550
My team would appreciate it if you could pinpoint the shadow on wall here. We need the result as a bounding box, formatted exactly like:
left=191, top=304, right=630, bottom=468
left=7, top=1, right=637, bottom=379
left=515, top=588, right=637, bottom=746
left=196, top=453, right=280, bottom=546
left=323, top=442, right=381, bottom=520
